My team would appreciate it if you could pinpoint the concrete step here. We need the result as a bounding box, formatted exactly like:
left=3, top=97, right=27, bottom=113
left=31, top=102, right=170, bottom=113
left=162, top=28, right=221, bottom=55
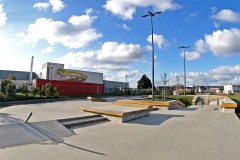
left=58, top=115, right=108, bottom=128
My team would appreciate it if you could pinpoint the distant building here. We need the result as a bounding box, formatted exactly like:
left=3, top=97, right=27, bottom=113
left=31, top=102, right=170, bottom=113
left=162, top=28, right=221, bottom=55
left=0, top=62, right=128, bottom=95
left=223, top=85, right=240, bottom=94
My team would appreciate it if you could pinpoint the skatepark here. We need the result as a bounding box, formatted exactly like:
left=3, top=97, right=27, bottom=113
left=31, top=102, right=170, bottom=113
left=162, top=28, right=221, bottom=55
left=0, top=96, right=240, bottom=160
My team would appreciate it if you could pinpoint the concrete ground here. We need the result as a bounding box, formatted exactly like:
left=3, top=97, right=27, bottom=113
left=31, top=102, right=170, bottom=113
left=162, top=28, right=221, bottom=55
left=0, top=97, right=240, bottom=160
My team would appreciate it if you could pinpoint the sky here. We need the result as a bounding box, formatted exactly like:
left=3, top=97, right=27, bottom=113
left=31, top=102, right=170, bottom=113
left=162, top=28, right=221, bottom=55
left=1, top=0, right=240, bottom=87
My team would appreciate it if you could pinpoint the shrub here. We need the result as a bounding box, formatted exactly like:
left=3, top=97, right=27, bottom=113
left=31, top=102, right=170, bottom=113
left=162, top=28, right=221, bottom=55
left=19, top=84, right=28, bottom=94
left=31, top=87, right=38, bottom=97
left=1, top=79, right=16, bottom=96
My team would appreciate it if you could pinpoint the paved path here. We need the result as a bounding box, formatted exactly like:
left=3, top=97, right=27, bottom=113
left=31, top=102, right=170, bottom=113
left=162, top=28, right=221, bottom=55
left=0, top=100, right=240, bottom=160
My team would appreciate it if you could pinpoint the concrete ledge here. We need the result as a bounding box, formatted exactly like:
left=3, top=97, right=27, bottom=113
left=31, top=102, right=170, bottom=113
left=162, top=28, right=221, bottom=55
left=221, top=96, right=237, bottom=113
left=109, top=103, right=153, bottom=110
left=87, top=97, right=107, bottom=102
left=80, top=107, right=123, bottom=117
left=115, top=99, right=185, bottom=109
left=80, top=107, right=149, bottom=123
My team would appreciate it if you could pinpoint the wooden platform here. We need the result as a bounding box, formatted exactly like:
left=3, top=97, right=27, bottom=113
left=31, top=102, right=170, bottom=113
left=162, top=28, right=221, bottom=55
left=80, top=106, right=149, bottom=123
left=114, top=99, right=185, bottom=110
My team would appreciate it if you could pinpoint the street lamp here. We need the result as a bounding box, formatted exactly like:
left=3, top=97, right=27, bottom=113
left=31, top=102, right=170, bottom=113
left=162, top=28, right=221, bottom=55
left=125, top=75, right=128, bottom=88
left=178, top=46, right=190, bottom=96
left=142, top=11, right=161, bottom=101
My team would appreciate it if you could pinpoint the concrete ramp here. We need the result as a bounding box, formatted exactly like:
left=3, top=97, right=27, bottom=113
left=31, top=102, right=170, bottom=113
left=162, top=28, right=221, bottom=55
left=0, top=120, right=74, bottom=148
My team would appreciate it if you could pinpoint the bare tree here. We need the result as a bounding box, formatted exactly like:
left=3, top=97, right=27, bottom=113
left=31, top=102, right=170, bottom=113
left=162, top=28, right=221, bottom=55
left=161, top=73, right=168, bottom=101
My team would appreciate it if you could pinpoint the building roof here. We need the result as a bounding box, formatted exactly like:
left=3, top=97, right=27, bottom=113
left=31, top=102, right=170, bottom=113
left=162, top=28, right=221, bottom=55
left=0, top=70, right=38, bottom=80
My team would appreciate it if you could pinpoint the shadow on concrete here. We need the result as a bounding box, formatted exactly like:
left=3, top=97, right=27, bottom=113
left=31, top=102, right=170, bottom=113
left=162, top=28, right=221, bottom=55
left=0, top=112, right=25, bottom=124
left=179, top=107, right=198, bottom=111
left=127, top=113, right=184, bottom=126
left=69, top=120, right=109, bottom=133
left=29, top=123, right=106, bottom=156
left=0, top=113, right=105, bottom=156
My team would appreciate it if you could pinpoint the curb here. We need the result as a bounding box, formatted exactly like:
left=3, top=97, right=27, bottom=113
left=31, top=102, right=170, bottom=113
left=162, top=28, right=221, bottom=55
left=0, top=97, right=86, bottom=108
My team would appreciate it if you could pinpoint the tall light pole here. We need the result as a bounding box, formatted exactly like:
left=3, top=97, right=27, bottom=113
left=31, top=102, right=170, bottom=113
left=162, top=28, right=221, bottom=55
left=178, top=46, right=190, bottom=96
left=142, top=11, right=161, bottom=101
left=125, top=75, right=128, bottom=88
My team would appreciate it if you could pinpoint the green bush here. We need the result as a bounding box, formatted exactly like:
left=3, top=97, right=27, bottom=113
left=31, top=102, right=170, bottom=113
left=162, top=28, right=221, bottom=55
left=1, top=79, right=16, bottom=96
left=31, top=87, right=38, bottom=97
left=45, top=83, right=53, bottom=97
left=19, top=84, right=28, bottom=94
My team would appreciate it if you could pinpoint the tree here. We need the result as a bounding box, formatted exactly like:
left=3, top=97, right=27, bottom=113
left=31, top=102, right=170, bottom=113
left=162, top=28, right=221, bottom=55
left=1, top=79, right=16, bottom=96
left=44, top=83, right=59, bottom=97
left=19, top=84, right=28, bottom=94
left=45, top=83, right=54, bottom=97
left=161, top=73, right=168, bottom=101
left=137, top=74, right=152, bottom=89
left=31, top=87, right=38, bottom=97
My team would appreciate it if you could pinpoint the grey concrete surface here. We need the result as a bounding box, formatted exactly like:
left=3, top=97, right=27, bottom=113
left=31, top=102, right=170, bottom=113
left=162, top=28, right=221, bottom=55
left=0, top=100, right=240, bottom=160
left=0, top=100, right=102, bottom=124
left=0, top=121, right=74, bottom=148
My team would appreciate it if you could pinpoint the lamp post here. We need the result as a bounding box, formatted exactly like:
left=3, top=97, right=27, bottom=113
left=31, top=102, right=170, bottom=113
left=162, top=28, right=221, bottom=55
left=142, top=11, right=161, bottom=101
left=178, top=46, right=190, bottom=96
left=125, top=75, right=128, bottom=88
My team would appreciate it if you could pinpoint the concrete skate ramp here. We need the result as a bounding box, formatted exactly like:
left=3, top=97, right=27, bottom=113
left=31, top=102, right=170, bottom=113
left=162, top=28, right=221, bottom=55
left=0, top=120, right=74, bottom=148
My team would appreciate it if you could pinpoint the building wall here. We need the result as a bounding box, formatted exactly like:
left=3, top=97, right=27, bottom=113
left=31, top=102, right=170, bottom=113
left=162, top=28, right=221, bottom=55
left=0, top=80, right=30, bottom=90
left=103, top=80, right=129, bottom=93
left=224, top=85, right=240, bottom=94
left=36, top=62, right=103, bottom=84
left=35, top=79, right=104, bottom=95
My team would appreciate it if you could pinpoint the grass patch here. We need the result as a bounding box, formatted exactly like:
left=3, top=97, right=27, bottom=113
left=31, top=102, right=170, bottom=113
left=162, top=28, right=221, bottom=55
left=228, top=95, right=240, bottom=118
left=144, top=95, right=194, bottom=107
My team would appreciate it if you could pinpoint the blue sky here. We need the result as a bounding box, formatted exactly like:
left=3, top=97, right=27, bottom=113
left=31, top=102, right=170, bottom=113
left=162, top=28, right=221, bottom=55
left=1, top=0, right=240, bottom=87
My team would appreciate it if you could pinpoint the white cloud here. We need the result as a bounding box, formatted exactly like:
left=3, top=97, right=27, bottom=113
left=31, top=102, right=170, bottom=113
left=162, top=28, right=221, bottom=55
left=187, top=28, right=240, bottom=60
left=85, top=8, right=93, bottom=15
left=122, top=24, right=131, bottom=30
left=212, top=9, right=240, bottom=23
left=195, top=39, right=208, bottom=53
left=118, top=70, right=144, bottom=78
left=147, top=34, right=167, bottom=49
left=103, top=0, right=180, bottom=20
left=42, top=46, right=54, bottom=54
left=171, top=65, right=240, bottom=86
left=205, top=28, right=240, bottom=56
left=54, top=41, right=146, bottom=70
left=33, top=0, right=65, bottom=12
left=21, top=13, right=102, bottom=48
left=180, top=51, right=200, bottom=61
left=33, top=2, right=50, bottom=11
left=97, top=42, right=145, bottom=65
left=93, top=65, right=130, bottom=71
left=54, top=51, right=95, bottom=69
left=50, top=0, right=65, bottom=12
left=0, top=4, right=7, bottom=27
